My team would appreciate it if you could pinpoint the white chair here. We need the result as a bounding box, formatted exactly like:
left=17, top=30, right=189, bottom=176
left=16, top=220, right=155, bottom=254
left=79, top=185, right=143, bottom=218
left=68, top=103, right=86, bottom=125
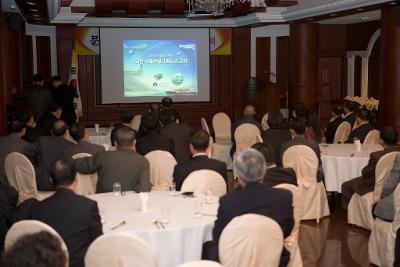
left=368, top=183, right=400, bottom=267
left=333, top=121, right=351, bottom=144
left=201, top=118, right=211, bottom=134
left=282, top=145, right=330, bottom=223
left=72, top=153, right=98, bottom=196
left=261, top=112, right=270, bottom=131
left=212, top=112, right=232, bottom=144
left=130, top=115, right=142, bottom=132
left=364, top=129, right=381, bottom=145
left=181, top=170, right=227, bottom=197
left=4, top=152, right=54, bottom=203
left=85, top=232, right=157, bottom=267
left=234, top=123, right=261, bottom=154
left=177, top=260, right=223, bottom=267
left=348, top=151, right=400, bottom=230
left=5, top=220, right=69, bottom=266
left=274, top=184, right=303, bottom=267
left=219, top=214, right=283, bottom=267
left=145, top=150, right=177, bottom=191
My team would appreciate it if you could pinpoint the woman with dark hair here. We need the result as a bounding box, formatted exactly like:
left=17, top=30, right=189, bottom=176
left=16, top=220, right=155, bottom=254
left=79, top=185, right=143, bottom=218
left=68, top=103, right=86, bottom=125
left=291, top=103, right=322, bottom=143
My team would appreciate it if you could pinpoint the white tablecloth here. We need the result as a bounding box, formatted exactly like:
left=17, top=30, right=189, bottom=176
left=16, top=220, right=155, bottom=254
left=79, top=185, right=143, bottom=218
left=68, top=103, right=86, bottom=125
left=320, top=144, right=383, bottom=192
left=90, top=191, right=218, bottom=267
left=87, top=128, right=112, bottom=146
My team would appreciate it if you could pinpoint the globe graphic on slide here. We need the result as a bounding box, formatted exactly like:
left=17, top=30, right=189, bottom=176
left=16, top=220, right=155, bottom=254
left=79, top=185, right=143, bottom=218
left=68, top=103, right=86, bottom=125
left=154, top=73, right=163, bottom=80
left=171, top=73, right=184, bottom=86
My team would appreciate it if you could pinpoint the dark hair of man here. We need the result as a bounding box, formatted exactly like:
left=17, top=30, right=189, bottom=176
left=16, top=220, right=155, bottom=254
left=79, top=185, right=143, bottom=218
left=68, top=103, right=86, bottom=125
left=161, top=97, right=173, bottom=108
left=267, top=111, right=284, bottom=129
left=10, top=120, right=26, bottom=133
left=142, top=112, right=159, bottom=132
left=289, top=117, right=306, bottom=135
left=51, top=159, right=77, bottom=187
left=49, top=102, right=61, bottom=113
left=356, top=108, right=370, bottom=122
left=343, top=101, right=355, bottom=112
left=50, top=75, right=62, bottom=83
left=32, top=74, right=44, bottom=82
left=159, top=110, right=174, bottom=125
left=380, top=127, right=398, bottom=145
left=52, top=120, right=68, bottom=136
left=1, top=231, right=67, bottom=267
left=293, top=103, right=308, bottom=119
left=69, top=122, right=85, bottom=143
left=252, top=142, right=275, bottom=165
left=15, top=111, right=34, bottom=125
left=332, top=105, right=343, bottom=116
left=114, top=126, right=135, bottom=147
left=149, top=103, right=161, bottom=114
left=190, top=129, right=210, bottom=151
left=119, top=109, right=134, bottom=124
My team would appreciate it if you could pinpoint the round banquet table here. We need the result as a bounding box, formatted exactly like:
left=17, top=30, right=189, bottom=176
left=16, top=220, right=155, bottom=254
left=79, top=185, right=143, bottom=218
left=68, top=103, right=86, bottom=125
left=90, top=191, right=218, bottom=267
left=320, top=144, right=383, bottom=192
left=87, top=128, right=112, bottom=146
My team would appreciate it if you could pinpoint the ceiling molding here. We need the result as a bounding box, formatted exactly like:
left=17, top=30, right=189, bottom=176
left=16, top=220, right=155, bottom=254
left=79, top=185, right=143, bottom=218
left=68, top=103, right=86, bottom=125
left=51, top=7, right=86, bottom=23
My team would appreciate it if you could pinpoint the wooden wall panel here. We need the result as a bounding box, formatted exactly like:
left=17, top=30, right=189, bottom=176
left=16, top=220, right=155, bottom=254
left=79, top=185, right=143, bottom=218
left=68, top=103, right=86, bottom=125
left=23, top=35, right=33, bottom=86
left=277, top=36, right=288, bottom=107
left=36, top=36, right=51, bottom=82
left=0, top=7, right=5, bottom=135
left=346, top=21, right=380, bottom=51
left=57, top=26, right=74, bottom=82
left=256, top=37, right=270, bottom=82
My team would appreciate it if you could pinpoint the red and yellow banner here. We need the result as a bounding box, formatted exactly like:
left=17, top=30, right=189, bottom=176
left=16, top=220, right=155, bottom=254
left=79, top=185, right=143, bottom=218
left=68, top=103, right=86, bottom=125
left=74, top=27, right=100, bottom=55
left=210, top=28, right=232, bottom=55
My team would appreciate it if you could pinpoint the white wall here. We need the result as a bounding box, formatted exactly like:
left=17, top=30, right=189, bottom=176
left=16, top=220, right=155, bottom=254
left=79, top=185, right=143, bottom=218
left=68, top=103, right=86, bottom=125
left=251, top=24, right=290, bottom=83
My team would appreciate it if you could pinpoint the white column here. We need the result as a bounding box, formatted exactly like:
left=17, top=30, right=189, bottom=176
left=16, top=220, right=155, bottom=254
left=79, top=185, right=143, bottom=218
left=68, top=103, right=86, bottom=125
left=270, top=36, right=277, bottom=83
left=361, top=56, right=369, bottom=97
left=32, top=35, right=37, bottom=75
left=347, top=54, right=355, bottom=97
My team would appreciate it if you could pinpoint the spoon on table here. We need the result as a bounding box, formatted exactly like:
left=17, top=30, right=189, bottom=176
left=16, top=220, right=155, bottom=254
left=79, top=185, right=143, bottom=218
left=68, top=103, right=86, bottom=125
left=110, top=220, right=127, bottom=230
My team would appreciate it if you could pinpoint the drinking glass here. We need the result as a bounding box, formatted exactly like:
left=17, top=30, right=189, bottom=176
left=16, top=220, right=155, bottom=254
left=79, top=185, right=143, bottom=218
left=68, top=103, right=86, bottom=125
left=161, top=207, right=170, bottom=224
left=169, top=182, right=176, bottom=196
left=113, top=182, right=121, bottom=197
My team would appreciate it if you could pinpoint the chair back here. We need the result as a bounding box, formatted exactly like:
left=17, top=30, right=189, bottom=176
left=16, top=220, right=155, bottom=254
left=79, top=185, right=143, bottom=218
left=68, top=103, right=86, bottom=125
left=373, top=151, right=400, bottom=203
left=72, top=153, right=98, bottom=196
left=5, top=152, right=38, bottom=202
left=219, top=214, right=284, bottom=267
left=130, top=115, right=142, bottom=132
left=363, top=129, right=380, bottom=145
left=85, top=232, right=157, bottom=267
left=201, top=118, right=210, bottom=134
left=333, top=121, right=351, bottom=144
left=177, top=261, right=223, bottom=267
left=181, top=170, right=227, bottom=197
left=212, top=112, right=231, bottom=144
left=5, top=220, right=69, bottom=266
left=393, top=183, right=400, bottom=230
left=261, top=113, right=270, bottom=131
left=282, top=145, right=318, bottom=187
left=234, top=123, right=261, bottom=154
left=145, top=150, right=177, bottom=191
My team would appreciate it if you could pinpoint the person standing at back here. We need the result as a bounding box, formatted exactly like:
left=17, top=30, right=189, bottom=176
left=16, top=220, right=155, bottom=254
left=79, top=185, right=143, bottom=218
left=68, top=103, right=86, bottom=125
left=27, top=74, right=53, bottom=122
left=161, top=97, right=181, bottom=123
left=51, top=76, right=77, bottom=125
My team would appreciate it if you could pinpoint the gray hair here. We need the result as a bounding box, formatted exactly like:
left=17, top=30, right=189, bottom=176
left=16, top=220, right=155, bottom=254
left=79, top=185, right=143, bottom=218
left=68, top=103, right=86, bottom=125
left=233, top=149, right=266, bottom=183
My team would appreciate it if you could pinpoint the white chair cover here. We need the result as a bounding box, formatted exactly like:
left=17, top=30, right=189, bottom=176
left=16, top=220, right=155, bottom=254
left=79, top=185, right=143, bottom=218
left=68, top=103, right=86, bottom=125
left=4, top=152, right=54, bottom=203
left=145, top=150, right=177, bottom=191
left=363, top=129, right=381, bottom=145
left=181, top=170, right=227, bottom=197
left=5, top=220, right=69, bottom=266
left=333, top=121, right=351, bottom=144
left=177, top=260, right=223, bottom=267
left=130, top=115, right=142, bottom=132
left=201, top=118, right=210, bottom=134
left=212, top=112, right=232, bottom=144
left=261, top=113, right=270, bottom=131
left=369, top=183, right=400, bottom=267
left=234, top=123, right=261, bottom=154
left=348, top=151, right=400, bottom=230
left=283, top=145, right=330, bottom=222
left=85, top=232, right=157, bottom=267
left=274, top=184, right=303, bottom=267
left=212, top=143, right=233, bottom=170
left=72, top=153, right=98, bottom=196
left=219, top=214, right=283, bottom=267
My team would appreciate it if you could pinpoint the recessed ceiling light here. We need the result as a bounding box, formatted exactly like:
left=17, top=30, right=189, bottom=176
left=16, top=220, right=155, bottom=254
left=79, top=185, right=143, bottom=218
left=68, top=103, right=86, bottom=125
left=32, top=14, right=40, bottom=17
left=361, top=16, right=370, bottom=20
left=389, top=2, right=397, bottom=5
left=330, top=13, right=337, bottom=17
left=356, top=8, right=364, bottom=11
left=26, top=2, right=37, bottom=6
left=30, top=8, right=39, bottom=12
left=9, top=5, right=16, bottom=9
left=307, top=18, right=314, bottom=21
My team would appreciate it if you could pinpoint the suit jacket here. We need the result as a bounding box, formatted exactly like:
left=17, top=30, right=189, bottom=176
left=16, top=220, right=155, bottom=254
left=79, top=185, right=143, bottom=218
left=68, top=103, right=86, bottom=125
left=161, top=123, right=192, bottom=164
left=136, top=130, right=175, bottom=156
left=64, top=141, right=105, bottom=160
left=280, top=136, right=323, bottom=182
left=36, top=112, right=58, bottom=136
left=26, top=85, right=53, bottom=122
left=74, top=148, right=151, bottom=193
left=52, top=84, right=77, bottom=125
left=23, top=125, right=42, bottom=143
left=325, top=116, right=343, bottom=144
left=30, top=188, right=102, bottom=267
left=344, top=112, right=356, bottom=128
left=0, top=134, right=28, bottom=185
left=264, top=166, right=297, bottom=188
left=24, top=136, right=74, bottom=191
left=346, top=123, right=375, bottom=143
left=212, top=183, right=294, bottom=267
left=173, top=155, right=227, bottom=191
left=0, top=184, right=18, bottom=250
left=262, top=128, right=292, bottom=163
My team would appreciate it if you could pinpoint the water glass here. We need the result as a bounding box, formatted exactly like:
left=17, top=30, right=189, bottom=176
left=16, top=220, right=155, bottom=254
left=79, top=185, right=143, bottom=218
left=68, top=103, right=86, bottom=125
left=113, top=182, right=121, bottom=197
left=169, top=182, right=176, bottom=196
left=161, top=207, right=170, bottom=224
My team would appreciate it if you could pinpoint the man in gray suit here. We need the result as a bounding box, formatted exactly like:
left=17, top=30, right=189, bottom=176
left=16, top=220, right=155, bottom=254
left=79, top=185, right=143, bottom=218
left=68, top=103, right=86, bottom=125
left=0, top=120, right=28, bottom=185
left=74, top=126, right=150, bottom=193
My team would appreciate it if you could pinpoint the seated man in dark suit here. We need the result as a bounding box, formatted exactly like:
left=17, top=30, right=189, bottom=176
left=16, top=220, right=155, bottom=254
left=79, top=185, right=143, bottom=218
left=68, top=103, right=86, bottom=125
left=29, top=159, right=102, bottom=267
left=346, top=108, right=374, bottom=143
left=173, top=130, right=227, bottom=191
left=24, top=120, right=74, bottom=191
left=137, top=103, right=161, bottom=138
left=161, top=97, right=181, bottom=123
left=281, top=118, right=323, bottom=182
left=202, top=149, right=294, bottom=267
left=160, top=110, right=192, bottom=164
left=343, top=101, right=356, bottom=128
left=136, top=112, right=175, bottom=156
left=325, top=104, right=344, bottom=144
left=0, top=184, right=18, bottom=250
left=36, top=102, right=62, bottom=136
left=252, top=142, right=297, bottom=187
left=64, top=122, right=105, bottom=159
left=74, top=126, right=151, bottom=193
left=16, top=111, right=42, bottom=143
left=342, top=127, right=400, bottom=209
left=110, top=109, right=136, bottom=146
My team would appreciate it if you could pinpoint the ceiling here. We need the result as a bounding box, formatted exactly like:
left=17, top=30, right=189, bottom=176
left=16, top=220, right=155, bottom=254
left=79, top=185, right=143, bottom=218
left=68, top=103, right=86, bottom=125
left=319, top=10, right=381, bottom=24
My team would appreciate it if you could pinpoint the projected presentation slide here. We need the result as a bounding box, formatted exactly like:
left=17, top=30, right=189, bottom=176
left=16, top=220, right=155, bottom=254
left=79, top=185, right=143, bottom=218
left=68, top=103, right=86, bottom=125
left=123, top=40, right=198, bottom=97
